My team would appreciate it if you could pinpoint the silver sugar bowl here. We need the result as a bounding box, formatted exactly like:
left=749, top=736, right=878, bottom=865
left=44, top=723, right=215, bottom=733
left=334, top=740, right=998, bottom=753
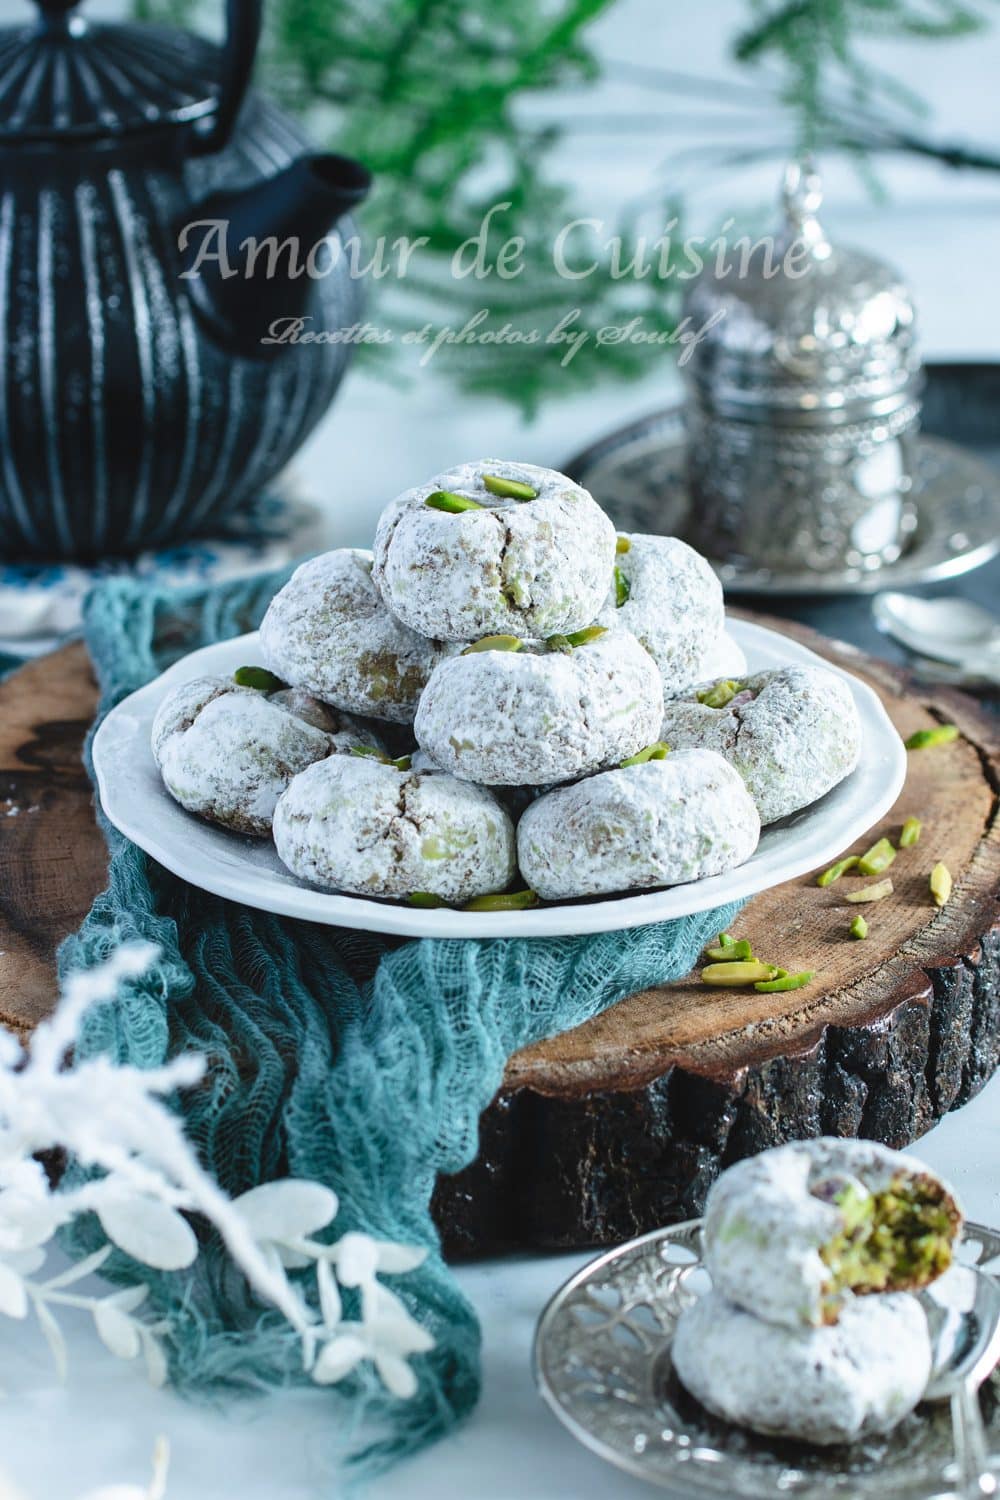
left=680, top=162, right=923, bottom=575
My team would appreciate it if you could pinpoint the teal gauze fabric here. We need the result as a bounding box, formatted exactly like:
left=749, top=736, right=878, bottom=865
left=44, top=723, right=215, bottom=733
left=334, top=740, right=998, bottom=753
left=60, top=569, right=744, bottom=1477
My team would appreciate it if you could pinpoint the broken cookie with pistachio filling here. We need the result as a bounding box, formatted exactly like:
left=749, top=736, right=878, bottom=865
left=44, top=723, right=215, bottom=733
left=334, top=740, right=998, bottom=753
left=259, top=549, right=457, bottom=725
left=372, top=459, right=616, bottom=642
left=150, top=673, right=380, bottom=837
left=703, top=1138, right=962, bottom=1330
left=272, top=752, right=516, bottom=903
left=658, top=664, right=862, bottom=823
left=413, top=627, right=663, bottom=786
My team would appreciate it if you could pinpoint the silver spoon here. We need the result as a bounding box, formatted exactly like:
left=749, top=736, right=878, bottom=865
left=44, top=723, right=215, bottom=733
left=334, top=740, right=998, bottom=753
left=921, top=1262, right=1000, bottom=1498
left=873, top=592, right=1000, bottom=669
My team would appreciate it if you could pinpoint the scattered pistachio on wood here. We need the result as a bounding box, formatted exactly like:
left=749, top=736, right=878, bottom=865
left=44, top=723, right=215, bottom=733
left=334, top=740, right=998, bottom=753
left=905, top=724, right=959, bottom=750
left=850, top=915, right=869, bottom=940
left=858, top=836, right=897, bottom=877
left=620, top=741, right=670, bottom=768
left=461, top=635, right=523, bottom=655
left=463, top=889, right=539, bottom=912
left=425, top=490, right=483, bottom=513
left=899, top=816, right=922, bottom=847
left=701, top=961, right=779, bottom=987
left=234, top=666, right=286, bottom=692
left=703, top=938, right=754, bottom=963
left=754, top=970, right=815, bottom=993
left=930, top=862, right=953, bottom=908
left=816, top=855, right=860, bottom=887
left=844, top=878, right=894, bottom=904
left=482, top=474, right=537, bottom=501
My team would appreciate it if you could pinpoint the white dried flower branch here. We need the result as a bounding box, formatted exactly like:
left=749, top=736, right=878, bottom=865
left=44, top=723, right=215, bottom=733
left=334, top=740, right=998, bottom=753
left=0, top=945, right=433, bottom=1397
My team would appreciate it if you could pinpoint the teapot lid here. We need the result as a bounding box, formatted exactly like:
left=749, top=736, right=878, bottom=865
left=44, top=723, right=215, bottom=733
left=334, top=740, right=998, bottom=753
left=0, top=1, right=223, bottom=144
left=681, top=160, right=921, bottom=422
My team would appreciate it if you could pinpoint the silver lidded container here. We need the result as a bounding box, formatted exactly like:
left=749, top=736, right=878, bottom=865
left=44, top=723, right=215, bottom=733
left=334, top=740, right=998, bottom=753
left=681, top=161, right=923, bottom=576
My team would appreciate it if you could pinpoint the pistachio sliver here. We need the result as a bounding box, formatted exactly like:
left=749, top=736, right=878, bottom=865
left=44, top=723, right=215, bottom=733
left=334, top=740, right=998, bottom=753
left=391, top=754, right=412, bottom=772
left=701, top=961, right=779, bottom=987
left=620, top=741, right=670, bottom=768
left=461, top=635, right=523, bottom=655
left=845, top=878, right=894, bottom=904
left=704, top=938, right=754, bottom=963
left=754, top=970, right=815, bottom=993
left=463, top=889, right=539, bottom=912
left=615, top=535, right=631, bottom=555
left=696, top=678, right=740, bottom=709
left=850, top=914, right=869, bottom=940
left=234, top=665, right=286, bottom=692
left=614, top=566, right=631, bottom=608
left=547, top=626, right=608, bottom=652
left=407, top=892, right=446, bottom=909
left=899, top=816, right=922, bottom=848
left=350, top=747, right=412, bottom=771
left=817, top=855, right=860, bottom=887
left=482, top=473, right=538, bottom=501
left=425, top=489, right=484, bottom=513
left=930, top=862, right=953, bottom=907
left=858, top=836, right=897, bottom=877
left=905, top=724, right=959, bottom=750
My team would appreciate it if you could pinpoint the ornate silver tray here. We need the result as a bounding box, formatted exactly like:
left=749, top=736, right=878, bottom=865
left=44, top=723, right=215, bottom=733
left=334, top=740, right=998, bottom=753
left=533, top=1219, right=1000, bottom=1498
left=565, top=408, right=1000, bottom=597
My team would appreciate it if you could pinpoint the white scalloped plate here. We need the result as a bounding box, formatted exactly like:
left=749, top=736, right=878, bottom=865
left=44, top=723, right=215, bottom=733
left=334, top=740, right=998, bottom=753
left=92, top=621, right=906, bottom=939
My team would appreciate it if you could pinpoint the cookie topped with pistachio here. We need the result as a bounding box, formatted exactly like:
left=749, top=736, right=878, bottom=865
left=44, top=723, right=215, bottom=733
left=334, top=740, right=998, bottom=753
left=413, top=626, right=663, bottom=786
left=372, top=459, right=616, bottom=642
left=598, top=532, right=725, bottom=696
left=658, top=664, right=862, bottom=823
left=272, top=752, right=515, bottom=903
left=259, top=549, right=457, bottom=725
left=703, top=1137, right=962, bottom=1331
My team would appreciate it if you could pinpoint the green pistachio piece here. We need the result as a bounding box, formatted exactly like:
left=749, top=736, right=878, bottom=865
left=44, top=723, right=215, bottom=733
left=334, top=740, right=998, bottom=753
left=850, top=915, right=869, bottom=940
left=461, top=635, right=523, bottom=655
left=425, top=490, right=484, bottom=513
left=703, top=938, right=754, bottom=963
left=817, top=855, right=860, bottom=887
left=482, top=473, right=538, bottom=501
left=905, top=724, right=959, bottom=750
left=615, top=535, right=631, bottom=555
left=754, top=970, right=815, bottom=993
left=234, top=665, right=287, bottom=692
left=350, top=747, right=412, bottom=771
left=463, top=889, right=539, bottom=912
left=899, top=816, right=922, bottom=848
left=620, top=741, right=670, bottom=768
left=845, top=877, right=894, bottom=904
left=858, top=837, right=897, bottom=876
left=701, top=961, right=779, bottom=987
left=716, top=932, right=737, bottom=948
left=391, top=755, right=413, bottom=772
left=546, top=626, right=608, bottom=653
left=696, top=678, right=741, bottom=709
left=930, top=862, right=953, bottom=907
left=614, top=566, right=631, bottom=608
left=407, top=892, right=446, bottom=908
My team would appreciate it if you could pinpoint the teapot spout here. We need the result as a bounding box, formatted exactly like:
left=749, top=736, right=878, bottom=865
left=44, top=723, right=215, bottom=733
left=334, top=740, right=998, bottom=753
left=177, top=153, right=372, bottom=356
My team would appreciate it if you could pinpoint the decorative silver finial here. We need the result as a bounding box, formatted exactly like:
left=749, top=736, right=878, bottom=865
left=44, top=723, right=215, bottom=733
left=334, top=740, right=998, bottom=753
left=781, top=157, right=830, bottom=259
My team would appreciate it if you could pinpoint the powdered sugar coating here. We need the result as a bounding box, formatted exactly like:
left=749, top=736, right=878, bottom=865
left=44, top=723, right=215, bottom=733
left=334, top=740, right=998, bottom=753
left=372, top=459, right=616, bottom=641
left=673, top=1289, right=931, bottom=1446
left=269, top=688, right=386, bottom=755
left=517, top=749, right=760, bottom=899
left=151, top=677, right=333, bottom=836
left=272, top=755, right=515, bottom=901
left=703, top=1138, right=962, bottom=1330
left=259, top=549, right=456, bottom=725
left=598, top=533, right=724, bottom=695
left=414, top=630, right=663, bottom=786
left=678, top=627, right=747, bottom=697
left=659, top=664, right=862, bottom=823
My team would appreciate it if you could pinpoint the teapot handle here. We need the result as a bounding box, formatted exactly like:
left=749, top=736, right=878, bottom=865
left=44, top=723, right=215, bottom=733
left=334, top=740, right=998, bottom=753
left=191, top=0, right=264, bottom=157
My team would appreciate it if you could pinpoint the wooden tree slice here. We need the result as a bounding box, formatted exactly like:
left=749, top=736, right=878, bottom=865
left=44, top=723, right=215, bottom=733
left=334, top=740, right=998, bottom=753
left=0, top=622, right=997, bottom=1258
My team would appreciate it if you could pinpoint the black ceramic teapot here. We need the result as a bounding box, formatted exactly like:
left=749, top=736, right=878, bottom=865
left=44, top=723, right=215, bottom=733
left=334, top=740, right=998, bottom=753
left=0, top=0, right=371, bottom=561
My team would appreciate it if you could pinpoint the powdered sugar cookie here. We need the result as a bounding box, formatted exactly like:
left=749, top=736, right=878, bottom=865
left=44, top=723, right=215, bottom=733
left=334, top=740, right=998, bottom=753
left=151, top=676, right=335, bottom=836
left=272, top=753, right=515, bottom=902
left=259, top=549, right=456, bottom=725
left=658, top=664, right=862, bottom=823
left=673, top=1288, right=931, bottom=1446
left=598, top=533, right=724, bottom=694
left=372, top=460, right=616, bottom=641
left=413, top=628, right=663, bottom=786
left=703, top=1138, right=962, bottom=1331
left=517, top=748, right=760, bottom=899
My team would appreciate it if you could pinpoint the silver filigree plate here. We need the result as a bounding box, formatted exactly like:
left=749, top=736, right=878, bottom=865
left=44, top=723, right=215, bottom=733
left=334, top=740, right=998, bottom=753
left=565, top=408, right=1000, bottom=596
left=533, top=1219, right=1000, bottom=1498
